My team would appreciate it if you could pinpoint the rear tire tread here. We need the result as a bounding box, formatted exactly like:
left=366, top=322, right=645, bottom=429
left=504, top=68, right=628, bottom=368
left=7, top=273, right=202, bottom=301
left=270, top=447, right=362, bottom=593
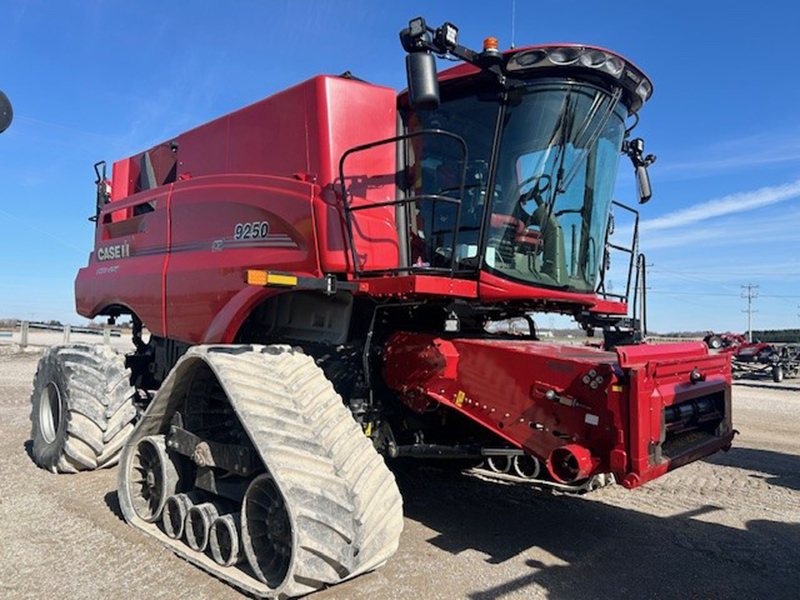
left=30, top=343, right=137, bottom=473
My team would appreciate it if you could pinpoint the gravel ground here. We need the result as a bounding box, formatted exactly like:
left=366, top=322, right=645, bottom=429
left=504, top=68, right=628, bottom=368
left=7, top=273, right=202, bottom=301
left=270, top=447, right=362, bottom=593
left=1, top=350, right=798, bottom=600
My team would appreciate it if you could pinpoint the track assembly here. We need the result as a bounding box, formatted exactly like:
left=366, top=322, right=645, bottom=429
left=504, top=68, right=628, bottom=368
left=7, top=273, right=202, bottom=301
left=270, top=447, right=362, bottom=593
left=118, top=345, right=404, bottom=598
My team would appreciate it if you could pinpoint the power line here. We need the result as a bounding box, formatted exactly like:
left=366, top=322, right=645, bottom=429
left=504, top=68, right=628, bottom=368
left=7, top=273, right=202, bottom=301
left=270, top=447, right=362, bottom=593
left=647, top=289, right=800, bottom=299
left=742, top=284, right=759, bottom=343
left=648, top=264, right=800, bottom=299
left=648, top=290, right=739, bottom=297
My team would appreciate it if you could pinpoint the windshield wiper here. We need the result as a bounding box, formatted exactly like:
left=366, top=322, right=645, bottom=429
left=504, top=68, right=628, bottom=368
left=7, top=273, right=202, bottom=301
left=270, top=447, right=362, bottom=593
left=533, top=87, right=621, bottom=281
left=544, top=92, right=575, bottom=208
left=556, top=86, right=622, bottom=194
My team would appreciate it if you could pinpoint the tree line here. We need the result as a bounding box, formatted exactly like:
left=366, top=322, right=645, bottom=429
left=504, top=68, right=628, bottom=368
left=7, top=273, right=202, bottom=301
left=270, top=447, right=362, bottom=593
left=753, top=329, right=800, bottom=343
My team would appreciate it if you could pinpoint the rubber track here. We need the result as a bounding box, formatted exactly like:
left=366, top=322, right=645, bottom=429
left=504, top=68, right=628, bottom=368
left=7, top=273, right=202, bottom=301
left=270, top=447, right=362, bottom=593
left=30, top=344, right=137, bottom=473
left=119, top=345, right=403, bottom=598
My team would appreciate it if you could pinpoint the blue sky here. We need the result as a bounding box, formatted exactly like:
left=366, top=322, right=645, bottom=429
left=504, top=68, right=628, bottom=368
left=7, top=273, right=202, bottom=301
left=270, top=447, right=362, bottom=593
left=1, top=0, right=799, bottom=332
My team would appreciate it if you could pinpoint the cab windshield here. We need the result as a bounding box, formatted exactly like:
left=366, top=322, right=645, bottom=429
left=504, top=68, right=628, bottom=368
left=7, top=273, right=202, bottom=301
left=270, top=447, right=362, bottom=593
left=402, top=79, right=626, bottom=293
left=489, top=81, right=626, bottom=292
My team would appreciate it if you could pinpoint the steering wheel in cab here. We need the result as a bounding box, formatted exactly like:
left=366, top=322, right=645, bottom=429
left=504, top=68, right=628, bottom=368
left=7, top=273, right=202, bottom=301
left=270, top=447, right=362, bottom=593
left=503, top=174, right=551, bottom=253
left=517, top=173, right=551, bottom=214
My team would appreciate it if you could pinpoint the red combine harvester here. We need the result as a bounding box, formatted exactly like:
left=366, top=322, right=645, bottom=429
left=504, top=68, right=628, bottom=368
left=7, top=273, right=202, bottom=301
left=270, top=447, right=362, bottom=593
left=29, top=18, right=734, bottom=598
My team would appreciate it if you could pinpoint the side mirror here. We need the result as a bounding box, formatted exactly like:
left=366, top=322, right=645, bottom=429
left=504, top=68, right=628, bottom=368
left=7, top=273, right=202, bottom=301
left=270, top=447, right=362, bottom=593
left=0, top=91, right=13, bottom=134
left=406, top=51, right=440, bottom=110
left=400, top=18, right=440, bottom=111
left=636, top=164, right=652, bottom=204
left=624, top=138, right=655, bottom=204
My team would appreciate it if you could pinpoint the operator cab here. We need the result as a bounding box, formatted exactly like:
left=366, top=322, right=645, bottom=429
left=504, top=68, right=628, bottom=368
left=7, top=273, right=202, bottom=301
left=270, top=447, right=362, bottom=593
left=401, top=72, right=629, bottom=295
left=396, top=33, right=653, bottom=298
left=338, top=17, right=655, bottom=332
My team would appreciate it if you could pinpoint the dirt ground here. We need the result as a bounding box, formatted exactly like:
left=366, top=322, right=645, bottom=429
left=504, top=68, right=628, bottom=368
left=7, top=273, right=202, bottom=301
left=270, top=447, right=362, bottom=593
left=1, top=350, right=798, bottom=600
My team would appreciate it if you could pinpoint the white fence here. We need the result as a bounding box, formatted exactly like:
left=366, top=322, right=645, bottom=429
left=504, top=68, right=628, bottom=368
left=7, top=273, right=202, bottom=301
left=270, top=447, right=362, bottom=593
left=0, top=321, right=131, bottom=350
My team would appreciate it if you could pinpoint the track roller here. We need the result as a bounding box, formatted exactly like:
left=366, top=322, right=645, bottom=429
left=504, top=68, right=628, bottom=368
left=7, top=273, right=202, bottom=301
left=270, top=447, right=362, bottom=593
left=485, top=455, right=511, bottom=473
left=162, top=493, right=202, bottom=539
left=210, top=513, right=242, bottom=567
left=128, top=435, right=180, bottom=523
left=511, top=455, right=541, bottom=479
left=186, top=502, right=220, bottom=552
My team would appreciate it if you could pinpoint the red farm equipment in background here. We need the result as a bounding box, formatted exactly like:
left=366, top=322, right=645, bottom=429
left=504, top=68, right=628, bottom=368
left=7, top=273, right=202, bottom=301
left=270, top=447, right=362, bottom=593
left=705, top=332, right=798, bottom=382
left=28, top=17, right=734, bottom=598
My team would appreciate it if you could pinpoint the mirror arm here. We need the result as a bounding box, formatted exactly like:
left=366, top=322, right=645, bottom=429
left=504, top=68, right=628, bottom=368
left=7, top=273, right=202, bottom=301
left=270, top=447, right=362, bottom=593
left=401, top=18, right=507, bottom=94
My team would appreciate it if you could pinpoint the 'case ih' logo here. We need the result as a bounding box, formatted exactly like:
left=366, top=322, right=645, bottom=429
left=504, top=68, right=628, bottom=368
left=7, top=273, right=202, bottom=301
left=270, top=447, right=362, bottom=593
left=97, top=241, right=131, bottom=261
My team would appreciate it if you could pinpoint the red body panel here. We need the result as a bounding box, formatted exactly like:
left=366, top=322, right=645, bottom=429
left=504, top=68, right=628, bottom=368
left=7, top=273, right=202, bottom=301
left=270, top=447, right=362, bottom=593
left=383, top=334, right=733, bottom=488
left=76, top=186, right=170, bottom=335
left=356, top=274, right=478, bottom=299
left=165, top=175, right=320, bottom=342
left=77, top=75, right=399, bottom=343
left=479, top=271, right=628, bottom=314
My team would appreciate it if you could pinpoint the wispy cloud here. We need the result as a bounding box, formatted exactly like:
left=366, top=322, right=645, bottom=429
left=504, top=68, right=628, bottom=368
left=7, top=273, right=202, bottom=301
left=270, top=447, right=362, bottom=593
left=641, top=178, right=800, bottom=231
left=644, top=206, right=800, bottom=250
left=655, top=127, right=800, bottom=180
left=14, top=115, right=114, bottom=142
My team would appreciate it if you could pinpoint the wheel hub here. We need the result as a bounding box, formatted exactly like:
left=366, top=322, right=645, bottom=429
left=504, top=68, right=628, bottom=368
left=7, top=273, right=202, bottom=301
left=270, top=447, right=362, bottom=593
left=38, top=382, right=62, bottom=444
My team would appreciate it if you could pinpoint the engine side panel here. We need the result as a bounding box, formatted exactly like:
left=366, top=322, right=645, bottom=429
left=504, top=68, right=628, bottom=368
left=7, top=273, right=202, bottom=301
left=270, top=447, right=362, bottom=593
left=165, top=175, right=321, bottom=343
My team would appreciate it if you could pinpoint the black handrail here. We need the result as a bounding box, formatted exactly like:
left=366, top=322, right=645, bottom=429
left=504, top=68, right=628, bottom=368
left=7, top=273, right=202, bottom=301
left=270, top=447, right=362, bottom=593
left=596, top=200, right=640, bottom=304
left=338, top=128, right=468, bottom=278
left=632, top=252, right=647, bottom=336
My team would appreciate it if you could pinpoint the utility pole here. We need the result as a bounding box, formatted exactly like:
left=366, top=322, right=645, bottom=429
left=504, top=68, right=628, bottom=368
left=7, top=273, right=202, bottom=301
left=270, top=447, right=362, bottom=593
left=741, top=284, right=759, bottom=343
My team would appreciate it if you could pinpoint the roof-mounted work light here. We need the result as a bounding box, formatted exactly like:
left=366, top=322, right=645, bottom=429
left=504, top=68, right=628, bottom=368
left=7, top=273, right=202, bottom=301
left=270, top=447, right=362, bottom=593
left=507, top=45, right=653, bottom=111
left=438, top=22, right=459, bottom=49
left=400, top=17, right=509, bottom=110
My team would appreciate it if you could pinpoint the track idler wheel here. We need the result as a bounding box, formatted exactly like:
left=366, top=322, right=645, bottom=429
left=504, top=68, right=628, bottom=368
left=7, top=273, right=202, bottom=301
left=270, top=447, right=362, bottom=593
left=128, top=435, right=180, bottom=523
left=511, top=454, right=541, bottom=479
left=210, top=513, right=243, bottom=567
left=242, top=473, right=293, bottom=588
